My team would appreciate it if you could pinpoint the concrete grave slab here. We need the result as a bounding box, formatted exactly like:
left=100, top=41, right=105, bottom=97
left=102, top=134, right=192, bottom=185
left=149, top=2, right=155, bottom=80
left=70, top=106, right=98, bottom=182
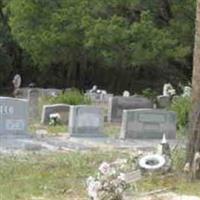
left=120, top=109, right=176, bottom=139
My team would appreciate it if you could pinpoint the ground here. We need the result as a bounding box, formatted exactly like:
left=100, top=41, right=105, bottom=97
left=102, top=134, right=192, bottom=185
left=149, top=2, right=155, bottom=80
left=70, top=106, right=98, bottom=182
left=0, top=144, right=200, bottom=200
left=0, top=122, right=198, bottom=200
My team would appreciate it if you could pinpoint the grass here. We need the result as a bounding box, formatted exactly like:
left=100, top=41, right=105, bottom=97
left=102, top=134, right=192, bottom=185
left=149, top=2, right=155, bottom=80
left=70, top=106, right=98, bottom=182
left=29, top=122, right=120, bottom=137
left=29, top=123, right=68, bottom=136
left=0, top=151, right=126, bottom=200
left=0, top=150, right=200, bottom=200
left=130, top=148, right=200, bottom=197
left=136, top=173, right=200, bottom=197
left=104, top=122, right=121, bottom=137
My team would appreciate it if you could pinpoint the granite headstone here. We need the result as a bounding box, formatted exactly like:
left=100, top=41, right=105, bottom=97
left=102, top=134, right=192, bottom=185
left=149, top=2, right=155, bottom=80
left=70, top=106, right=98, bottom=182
left=69, top=105, right=104, bottom=137
left=108, top=96, right=153, bottom=123
left=0, top=97, right=28, bottom=135
left=120, top=109, right=176, bottom=139
left=41, top=104, right=70, bottom=124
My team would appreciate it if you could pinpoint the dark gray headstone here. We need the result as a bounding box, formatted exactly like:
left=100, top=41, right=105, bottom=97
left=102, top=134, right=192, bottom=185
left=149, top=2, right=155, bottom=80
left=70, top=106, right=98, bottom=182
left=69, top=105, right=104, bottom=137
left=157, top=95, right=171, bottom=108
left=41, top=104, right=70, bottom=124
left=120, top=109, right=176, bottom=139
left=108, top=96, right=153, bottom=123
left=0, top=97, right=28, bottom=135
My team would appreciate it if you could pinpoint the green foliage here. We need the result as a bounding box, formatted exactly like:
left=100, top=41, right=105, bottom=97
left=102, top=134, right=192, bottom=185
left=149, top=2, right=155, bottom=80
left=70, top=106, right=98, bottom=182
left=142, top=88, right=158, bottom=101
left=8, top=0, right=191, bottom=67
left=170, top=96, right=191, bottom=130
left=3, top=0, right=195, bottom=93
left=48, top=89, right=91, bottom=105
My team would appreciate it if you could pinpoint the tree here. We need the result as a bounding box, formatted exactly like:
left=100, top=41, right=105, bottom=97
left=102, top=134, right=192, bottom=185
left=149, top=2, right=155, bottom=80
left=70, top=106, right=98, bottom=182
left=7, top=0, right=195, bottom=91
left=187, top=0, right=200, bottom=179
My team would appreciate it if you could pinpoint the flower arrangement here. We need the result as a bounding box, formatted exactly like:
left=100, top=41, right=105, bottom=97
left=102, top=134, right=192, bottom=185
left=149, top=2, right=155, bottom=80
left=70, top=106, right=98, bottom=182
left=49, top=113, right=61, bottom=126
left=86, top=156, right=139, bottom=200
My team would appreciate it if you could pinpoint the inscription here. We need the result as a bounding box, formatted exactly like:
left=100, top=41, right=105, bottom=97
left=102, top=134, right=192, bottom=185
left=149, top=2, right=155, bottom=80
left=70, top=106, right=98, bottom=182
left=6, top=119, right=25, bottom=130
left=139, top=113, right=165, bottom=123
left=0, top=105, right=14, bottom=115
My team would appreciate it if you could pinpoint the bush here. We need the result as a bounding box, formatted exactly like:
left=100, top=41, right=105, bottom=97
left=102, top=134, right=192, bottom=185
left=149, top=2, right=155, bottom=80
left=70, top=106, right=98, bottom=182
left=142, top=88, right=158, bottom=101
left=49, top=89, right=91, bottom=105
left=170, top=96, right=191, bottom=130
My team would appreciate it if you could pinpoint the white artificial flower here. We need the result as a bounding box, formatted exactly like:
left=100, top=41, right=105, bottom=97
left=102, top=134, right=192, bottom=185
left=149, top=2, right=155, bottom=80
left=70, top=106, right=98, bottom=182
left=49, top=113, right=61, bottom=119
left=115, top=187, right=123, bottom=194
left=87, top=181, right=101, bottom=200
left=109, top=167, right=116, bottom=176
left=99, top=162, right=111, bottom=175
left=86, top=176, right=95, bottom=186
left=117, top=173, right=126, bottom=181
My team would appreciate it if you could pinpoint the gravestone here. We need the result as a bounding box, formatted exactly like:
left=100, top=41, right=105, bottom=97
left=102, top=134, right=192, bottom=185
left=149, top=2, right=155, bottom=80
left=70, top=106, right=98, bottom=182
left=28, top=88, right=40, bottom=121
left=41, top=104, right=70, bottom=124
left=85, top=92, right=113, bottom=104
left=12, top=74, right=22, bottom=89
left=69, top=105, right=104, bottom=137
left=120, top=109, right=176, bottom=139
left=108, top=96, right=153, bottom=123
left=42, top=88, right=62, bottom=97
left=0, top=97, right=28, bottom=135
left=123, top=90, right=130, bottom=97
left=85, top=92, right=101, bottom=102
left=157, top=95, right=171, bottom=108
left=15, top=87, right=29, bottom=99
left=102, top=93, right=113, bottom=103
left=12, top=74, right=22, bottom=97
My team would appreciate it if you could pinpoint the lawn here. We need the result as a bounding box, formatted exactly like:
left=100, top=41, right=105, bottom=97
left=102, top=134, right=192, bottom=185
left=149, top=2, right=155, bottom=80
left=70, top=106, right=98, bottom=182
left=0, top=151, right=126, bottom=200
left=0, top=150, right=200, bottom=200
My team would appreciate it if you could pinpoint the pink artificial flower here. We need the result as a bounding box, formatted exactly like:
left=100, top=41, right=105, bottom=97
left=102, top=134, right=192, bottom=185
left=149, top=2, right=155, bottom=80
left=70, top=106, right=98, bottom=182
left=99, top=162, right=111, bottom=175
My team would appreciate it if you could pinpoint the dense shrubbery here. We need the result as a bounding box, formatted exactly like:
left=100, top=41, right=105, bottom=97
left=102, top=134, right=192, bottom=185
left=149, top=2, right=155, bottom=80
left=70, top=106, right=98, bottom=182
left=170, top=96, right=191, bottom=130
left=142, top=88, right=158, bottom=101
left=48, top=89, right=91, bottom=105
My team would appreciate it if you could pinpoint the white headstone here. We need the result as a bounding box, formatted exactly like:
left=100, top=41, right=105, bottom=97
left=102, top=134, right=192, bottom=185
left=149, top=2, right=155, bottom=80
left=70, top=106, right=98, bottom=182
left=12, top=74, right=22, bottom=89
left=123, top=90, right=130, bottom=97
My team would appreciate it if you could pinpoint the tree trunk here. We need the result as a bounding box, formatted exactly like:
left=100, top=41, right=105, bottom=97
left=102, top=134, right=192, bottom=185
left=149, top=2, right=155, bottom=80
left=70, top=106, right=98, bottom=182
left=187, top=0, right=200, bottom=179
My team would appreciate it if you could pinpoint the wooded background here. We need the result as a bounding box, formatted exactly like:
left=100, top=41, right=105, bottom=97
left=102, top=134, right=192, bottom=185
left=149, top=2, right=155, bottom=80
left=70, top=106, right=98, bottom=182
left=0, top=0, right=196, bottom=94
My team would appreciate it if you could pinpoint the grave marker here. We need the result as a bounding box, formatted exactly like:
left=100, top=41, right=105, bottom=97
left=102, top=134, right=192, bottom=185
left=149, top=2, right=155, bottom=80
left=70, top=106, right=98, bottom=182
left=69, top=105, right=104, bottom=137
left=28, top=88, right=40, bottom=121
left=0, top=97, right=28, bottom=134
left=41, top=104, right=70, bottom=124
left=120, top=109, right=176, bottom=139
left=108, top=96, right=153, bottom=123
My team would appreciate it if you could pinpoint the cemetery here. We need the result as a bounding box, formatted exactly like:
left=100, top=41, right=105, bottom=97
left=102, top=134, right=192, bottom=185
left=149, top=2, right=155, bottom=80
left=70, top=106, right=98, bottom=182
left=0, top=82, right=198, bottom=200
left=1, top=1, right=200, bottom=200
